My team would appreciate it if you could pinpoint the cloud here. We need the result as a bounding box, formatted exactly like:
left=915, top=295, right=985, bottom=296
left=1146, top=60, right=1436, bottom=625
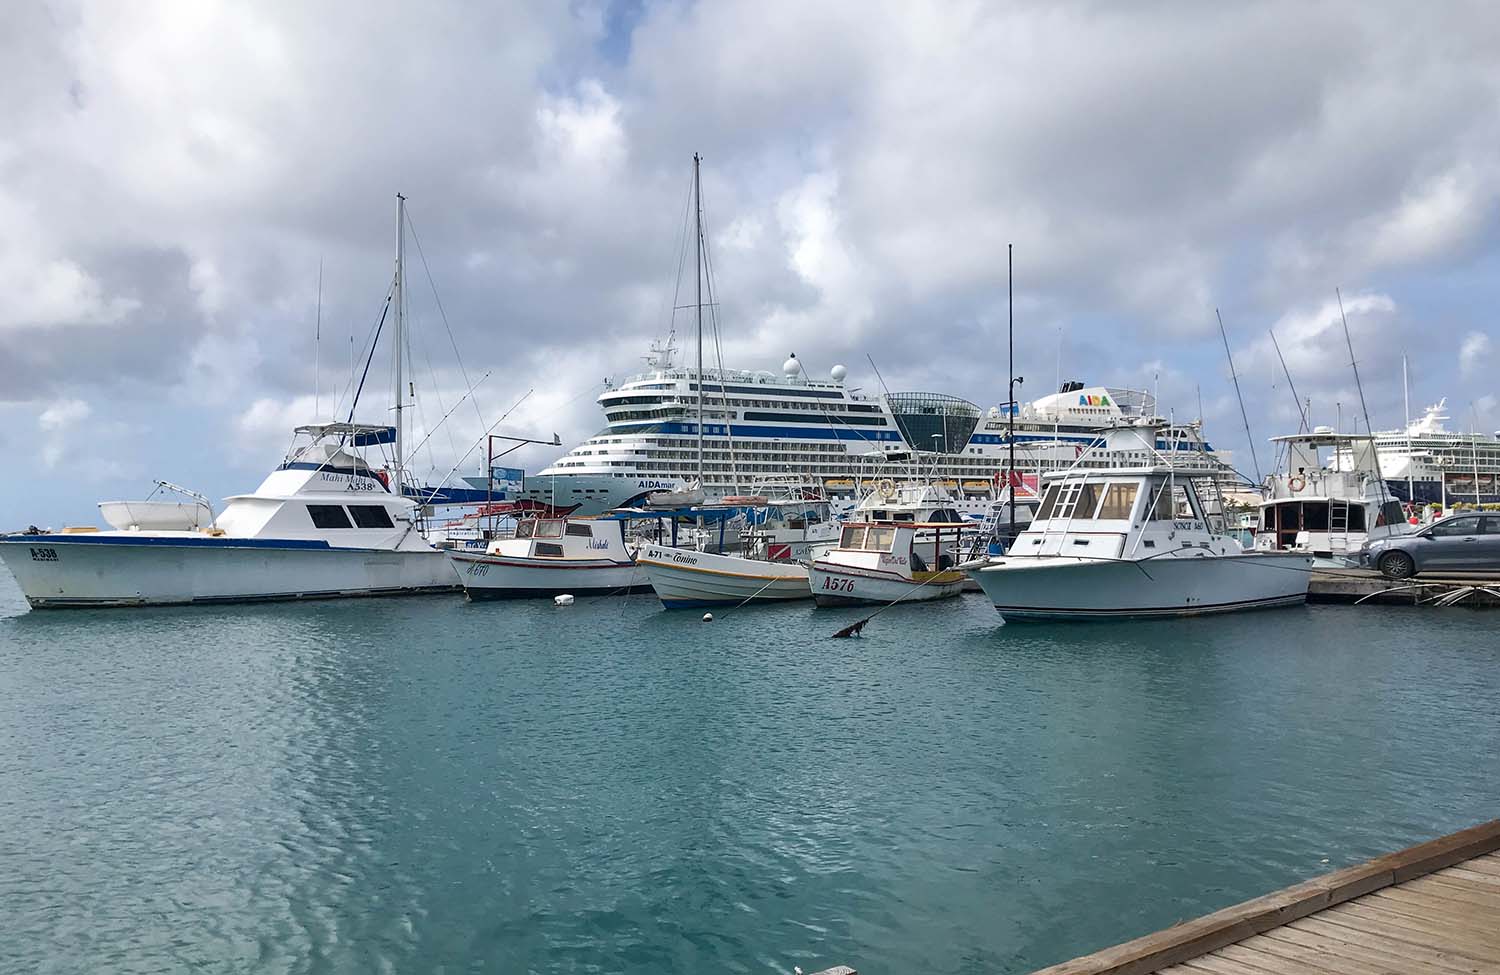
left=5, top=1, right=1500, bottom=524
left=1460, top=331, right=1491, bottom=379
left=38, top=398, right=91, bottom=432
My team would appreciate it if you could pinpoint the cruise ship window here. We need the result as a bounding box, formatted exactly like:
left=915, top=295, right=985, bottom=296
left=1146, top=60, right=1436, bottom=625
left=308, top=504, right=353, bottom=529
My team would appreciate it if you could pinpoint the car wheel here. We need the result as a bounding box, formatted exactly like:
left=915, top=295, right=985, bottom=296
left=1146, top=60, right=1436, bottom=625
left=1378, top=551, right=1416, bottom=580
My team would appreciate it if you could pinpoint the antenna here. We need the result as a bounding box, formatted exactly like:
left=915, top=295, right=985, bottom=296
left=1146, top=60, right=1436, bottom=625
left=314, top=259, right=323, bottom=419
left=1267, top=329, right=1309, bottom=432
left=1216, top=308, right=1262, bottom=483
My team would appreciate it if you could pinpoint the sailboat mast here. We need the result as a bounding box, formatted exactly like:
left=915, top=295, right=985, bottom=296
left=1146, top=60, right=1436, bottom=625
left=694, top=153, right=704, bottom=485
left=393, top=192, right=406, bottom=497
left=1403, top=354, right=1413, bottom=504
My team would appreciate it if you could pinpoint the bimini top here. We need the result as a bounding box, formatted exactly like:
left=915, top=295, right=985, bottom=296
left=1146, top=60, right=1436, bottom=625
left=292, top=423, right=396, bottom=446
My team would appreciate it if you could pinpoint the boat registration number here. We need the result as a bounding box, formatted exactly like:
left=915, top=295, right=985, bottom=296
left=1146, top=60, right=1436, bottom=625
left=465, top=563, right=490, bottom=578
left=821, top=576, right=855, bottom=593
left=29, top=547, right=58, bottom=562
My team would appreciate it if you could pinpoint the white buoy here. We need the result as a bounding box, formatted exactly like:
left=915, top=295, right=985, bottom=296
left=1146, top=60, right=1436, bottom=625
left=702, top=612, right=713, bottom=622
left=554, top=594, right=575, bottom=606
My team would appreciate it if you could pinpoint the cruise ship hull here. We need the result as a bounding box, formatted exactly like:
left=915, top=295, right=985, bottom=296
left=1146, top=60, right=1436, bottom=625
left=635, top=544, right=812, bottom=607
left=968, top=553, right=1313, bottom=622
left=0, top=534, right=459, bottom=608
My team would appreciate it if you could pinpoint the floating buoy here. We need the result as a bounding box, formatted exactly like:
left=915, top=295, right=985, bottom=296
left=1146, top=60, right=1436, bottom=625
left=554, top=594, right=574, bottom=606
left=702, top=612, right=713, bottom=622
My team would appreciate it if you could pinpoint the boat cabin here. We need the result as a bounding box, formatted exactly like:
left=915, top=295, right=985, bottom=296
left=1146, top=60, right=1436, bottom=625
left=488, top=517, right=632, bottom=561
left=1012, top=468, right=1238, bottom=559
left=830, top=520, right=967, bottom=577
left=1255, top=433, right=1407, bottom=557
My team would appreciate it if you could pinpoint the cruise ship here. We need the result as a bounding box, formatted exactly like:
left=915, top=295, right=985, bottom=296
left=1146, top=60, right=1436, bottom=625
left=1336, top=400, right=1500, bottom=504
left=475, top=339, right=1230, bottom=516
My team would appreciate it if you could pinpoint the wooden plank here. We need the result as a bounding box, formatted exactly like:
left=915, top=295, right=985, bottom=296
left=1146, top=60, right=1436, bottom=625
left=1272, top=921, right=1487, bottom=975
left=1385, top=877, right=1500, bottom=911
left=1212, top=942, right=1329, bottom=974
left=1228, top=932, right=1407, bottom=975
left=1171, top=955, right=1276, bottom=975
left=1460, top=853, right=1500, bottom=874
left=1028, top=820, right=1500, bottom=975
left=1323, top=902, right=1500, bottom=961
left=1307, top=909, right=1500, bottom=966
left=1434, top=867, right=1500, bottom=889
left=1360, top=886, right=1500, bottom=928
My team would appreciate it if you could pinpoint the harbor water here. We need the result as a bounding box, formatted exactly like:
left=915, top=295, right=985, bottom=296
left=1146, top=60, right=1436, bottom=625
left=1, top=575, right=1496, bottom=974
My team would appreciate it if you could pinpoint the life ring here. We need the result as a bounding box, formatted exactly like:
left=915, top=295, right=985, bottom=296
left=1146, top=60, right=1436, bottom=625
left=1288, top=475, right=1305, bottom=492
left=875, top=478, right=897, bottom=500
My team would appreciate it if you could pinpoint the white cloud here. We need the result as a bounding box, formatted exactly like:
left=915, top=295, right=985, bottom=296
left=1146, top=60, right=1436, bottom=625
left=39, top=397, right=91, bottom=431
left=1460, top=331, right=1491, bottom=379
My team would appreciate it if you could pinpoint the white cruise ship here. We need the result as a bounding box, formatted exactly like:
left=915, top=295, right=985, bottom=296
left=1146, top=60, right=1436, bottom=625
left=1336, top=400, right=1500, bottom=505
left=477, top=339, right=1231, bottom=516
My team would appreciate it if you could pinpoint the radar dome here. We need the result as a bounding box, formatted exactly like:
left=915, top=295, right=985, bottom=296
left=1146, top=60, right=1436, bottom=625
left=830, top=364, right=848, bottom=381
left=783, top=354, right=801, bottom=376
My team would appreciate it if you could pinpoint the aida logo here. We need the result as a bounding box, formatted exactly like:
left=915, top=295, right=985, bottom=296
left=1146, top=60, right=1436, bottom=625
left=1077, top=394, right=1112, bottom=407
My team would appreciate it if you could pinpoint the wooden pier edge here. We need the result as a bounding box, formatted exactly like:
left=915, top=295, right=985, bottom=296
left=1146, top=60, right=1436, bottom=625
left=1029, top=817, right=1500, bottom=975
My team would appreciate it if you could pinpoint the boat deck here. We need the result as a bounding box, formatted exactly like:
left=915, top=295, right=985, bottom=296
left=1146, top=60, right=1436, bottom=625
left=1029, top=819, right=1500, bottom=975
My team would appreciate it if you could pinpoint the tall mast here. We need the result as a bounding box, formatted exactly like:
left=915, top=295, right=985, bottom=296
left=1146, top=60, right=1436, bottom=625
left=393, top=192, right=406, bottom=497
left=1007, top=243, right=1016, bottom=543
left=694, top=153, right=704, bottom=484
left=1403, top=353, right=1414, bottom=504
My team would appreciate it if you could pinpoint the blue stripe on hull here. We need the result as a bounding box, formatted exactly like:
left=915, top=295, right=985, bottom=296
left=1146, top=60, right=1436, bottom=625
left=1, top=535, right=354, bottom=551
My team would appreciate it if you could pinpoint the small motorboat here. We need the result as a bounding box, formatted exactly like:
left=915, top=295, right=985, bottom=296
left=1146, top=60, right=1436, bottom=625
left=446, top=515, right=650, bottom=599
left=637, top=496, right=840, bottom=608
left=809, top=481, right=973, bottom=606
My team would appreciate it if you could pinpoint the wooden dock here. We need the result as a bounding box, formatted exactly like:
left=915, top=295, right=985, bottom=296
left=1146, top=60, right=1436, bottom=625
left=1308, top=569, right=1500, bottom=607
left=1029, top=819, right=1500, bottom=975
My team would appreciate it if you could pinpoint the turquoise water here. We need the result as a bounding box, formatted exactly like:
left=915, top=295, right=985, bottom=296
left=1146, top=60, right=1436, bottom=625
left=1, top=573, right=1496, bottom=974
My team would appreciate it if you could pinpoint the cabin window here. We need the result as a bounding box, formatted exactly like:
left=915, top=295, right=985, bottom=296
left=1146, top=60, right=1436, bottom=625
left=841, top=525, right=866, bottom=548
left=533, top=542, right=565, bottom=557
left=307, top=504, right=353, bottom=529
left=533, top=521, right=564, bottom=539
left=893, top=512, right=915, bottom=522
left=864, top=526, right=895, bottom=552
left=348, top=505, right=395, bottom=529
left=1071, top=482, right=1101, bottom=519
left=565, top=523, right=594, bottom=538
left=1347, top=506, right=1366, bottom=531
left=516, top=521, right=536, bottom=538
left=1096, top=483, right=1139, bottom=520
left=1149, top=481, right=1201, bottom=521
left=1035, top=484, right=1061, bottom=520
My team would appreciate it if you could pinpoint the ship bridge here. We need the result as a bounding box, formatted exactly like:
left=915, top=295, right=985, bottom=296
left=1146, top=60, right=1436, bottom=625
left=887, top=392, right=981, bottom=453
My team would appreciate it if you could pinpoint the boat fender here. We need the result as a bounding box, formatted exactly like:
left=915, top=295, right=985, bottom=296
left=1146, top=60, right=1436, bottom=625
left=1288, top=475, right=1306, bottom=492
left=554, top=594, right=575, bottom=606
left=702, top=612, right=713, bottom=622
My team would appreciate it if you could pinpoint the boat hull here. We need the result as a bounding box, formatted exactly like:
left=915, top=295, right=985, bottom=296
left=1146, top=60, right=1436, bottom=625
left=447, top=551, right=650, bottom=599
left=636, top=545, right=811, bottom=608
left=0, top=534, right=459, bottom=608
left=808, top=561, right=966, bottom=607
left=968, top=552, right=1314, bottom=621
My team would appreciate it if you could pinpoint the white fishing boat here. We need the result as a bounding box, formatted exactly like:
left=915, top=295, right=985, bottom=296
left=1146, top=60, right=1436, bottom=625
left=809, top=481, right=972, bottom=606
left=446, top=515, right=649, bottom=599
left=0, top=423, right=458, bottom=607
left=966, top=428, right=1313, bottom=621
left=1254, top=430, right=1410, bottom=564
left=636, top=494, right=839, bottom=608
left=0, top=196, right=471, bottom=609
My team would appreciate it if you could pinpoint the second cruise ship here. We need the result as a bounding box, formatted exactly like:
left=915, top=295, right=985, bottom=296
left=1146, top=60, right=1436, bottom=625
left=482, top=338, right=1230, bottom=515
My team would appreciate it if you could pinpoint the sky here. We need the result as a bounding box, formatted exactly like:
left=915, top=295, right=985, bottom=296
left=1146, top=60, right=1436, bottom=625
left=3, top=1, right=1499, bottom=526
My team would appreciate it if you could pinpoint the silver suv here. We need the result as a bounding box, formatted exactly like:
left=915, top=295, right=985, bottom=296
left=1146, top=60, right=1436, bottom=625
left=1362, top=513, right=1500, bottom=579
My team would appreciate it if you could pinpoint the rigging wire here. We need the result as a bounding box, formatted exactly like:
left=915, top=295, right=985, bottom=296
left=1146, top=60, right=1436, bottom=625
left=698, top=183, right=742, bottom=493
left=403, top=208, right=488, bottom=439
